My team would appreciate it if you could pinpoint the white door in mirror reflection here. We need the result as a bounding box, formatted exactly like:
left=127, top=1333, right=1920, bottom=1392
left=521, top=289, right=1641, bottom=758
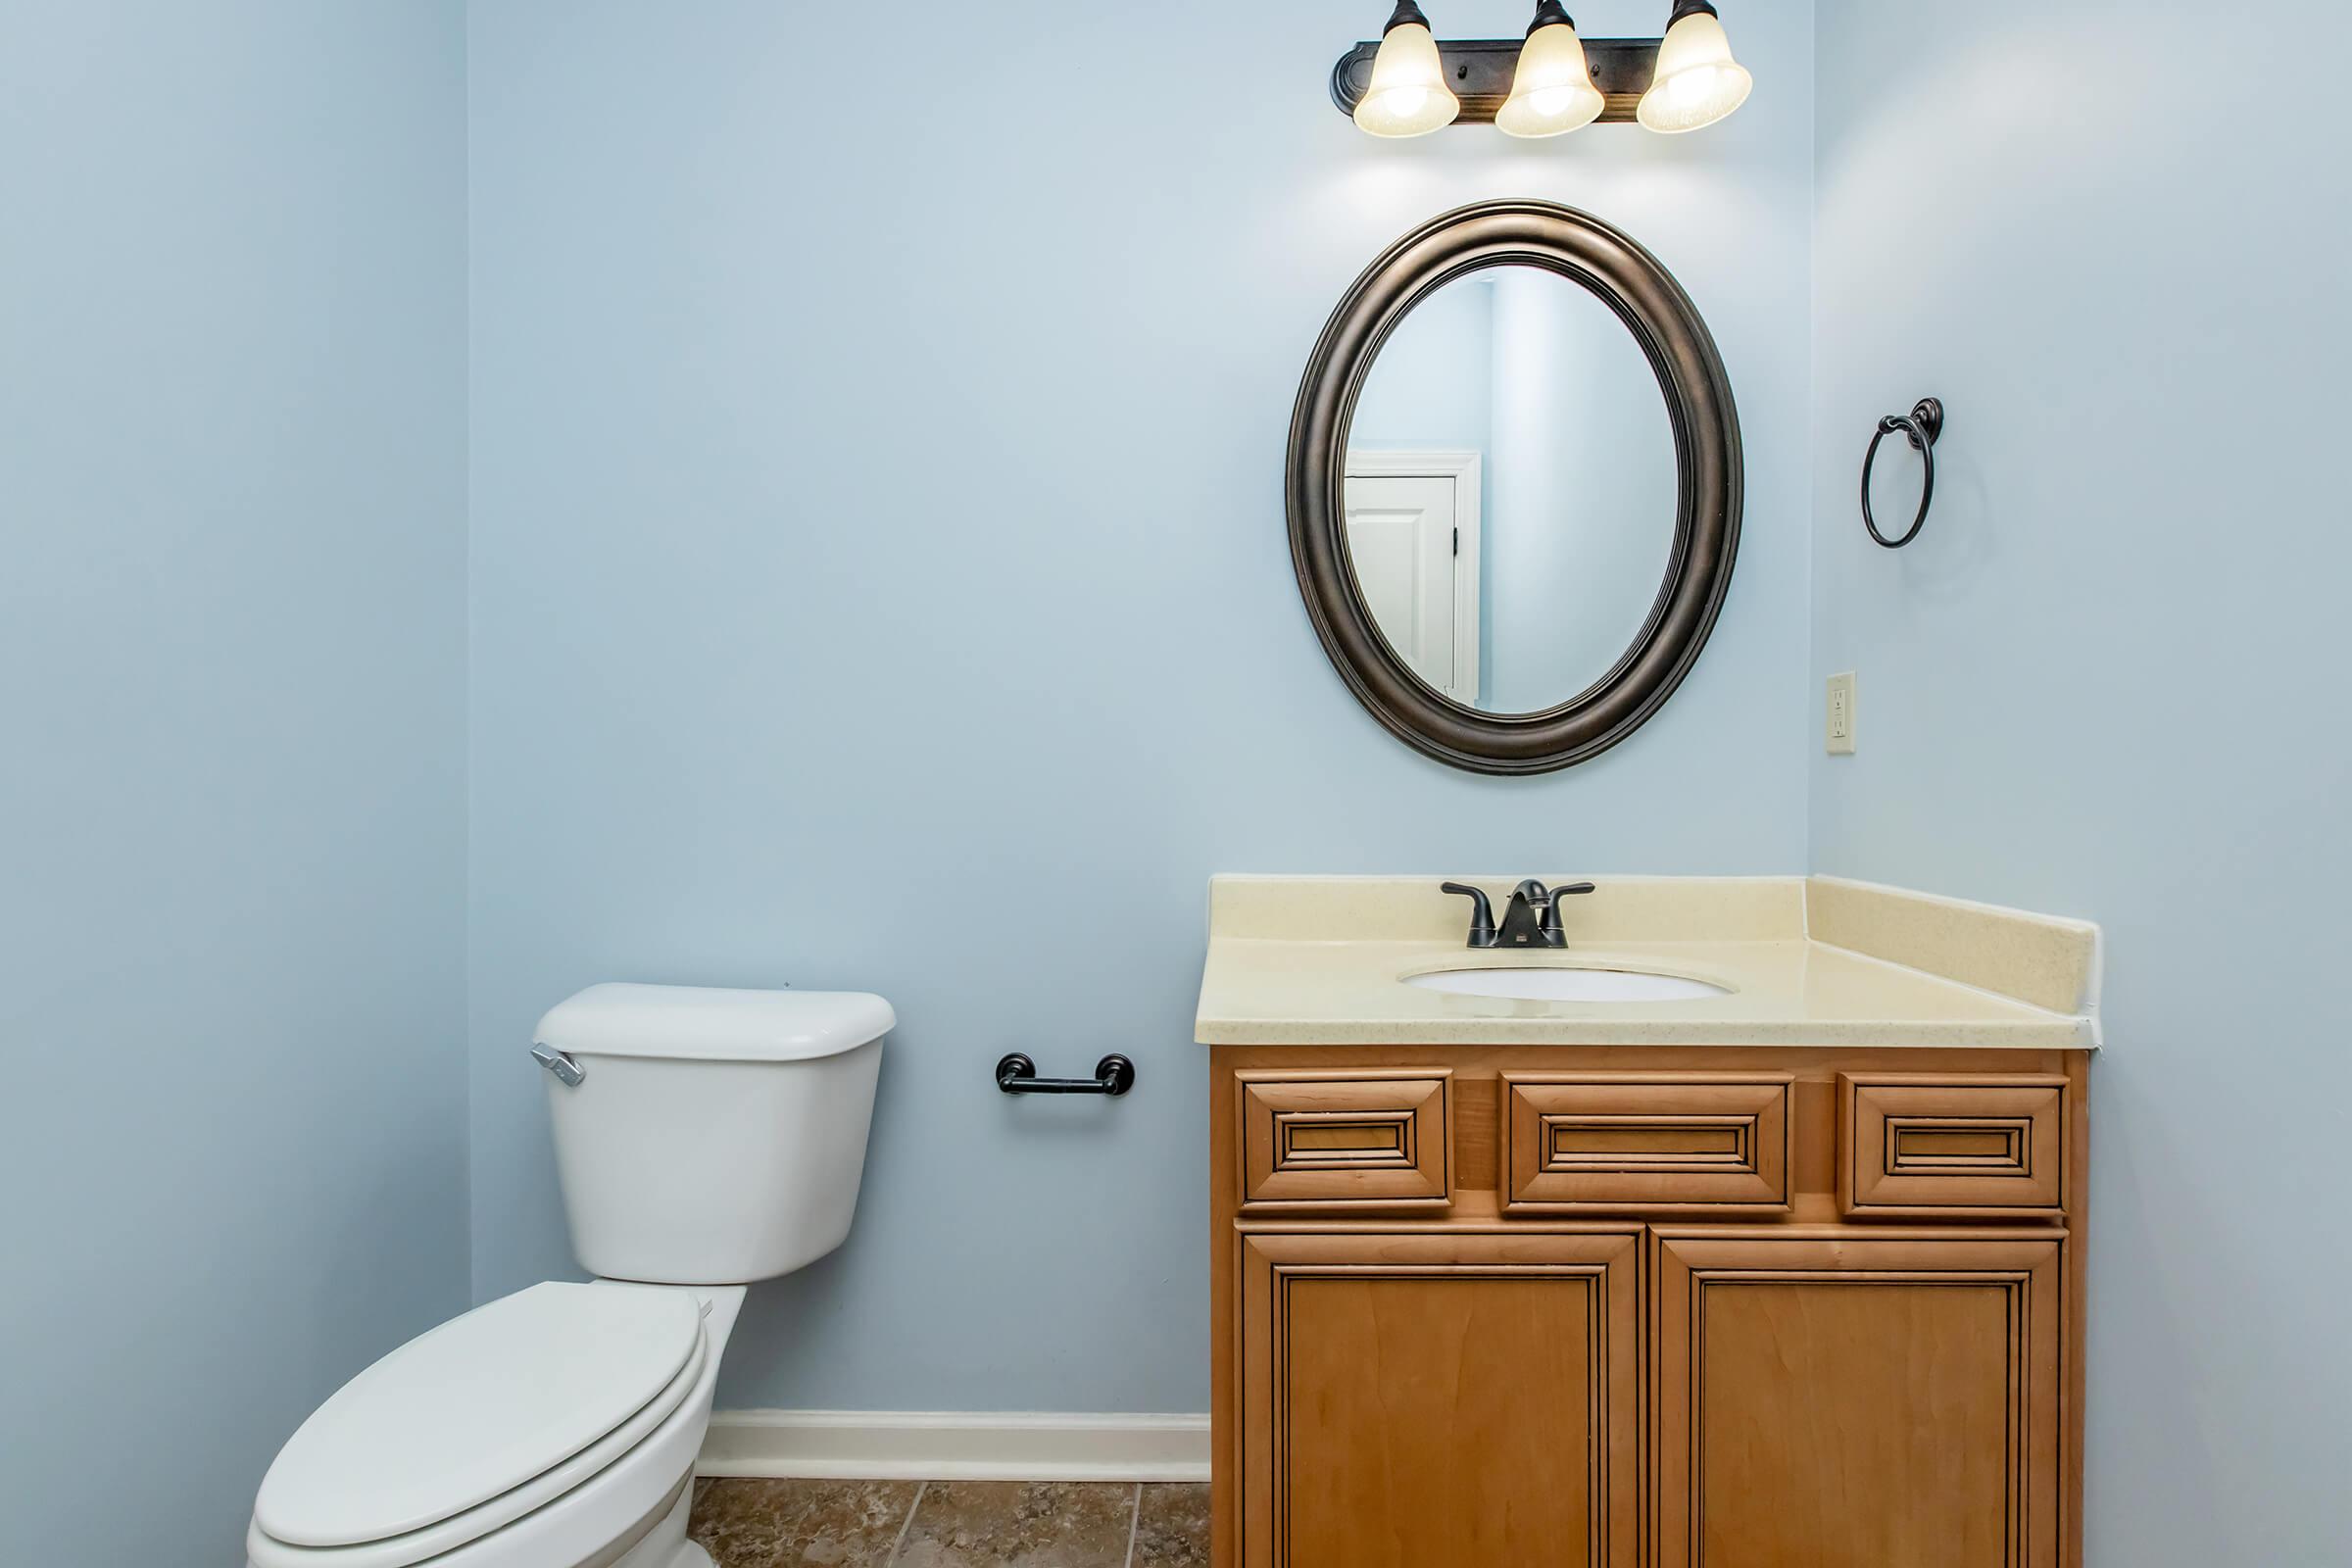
left=1345, top=452, right=1482, bottom=705
left=1346, top=264, right=1679, bottom=715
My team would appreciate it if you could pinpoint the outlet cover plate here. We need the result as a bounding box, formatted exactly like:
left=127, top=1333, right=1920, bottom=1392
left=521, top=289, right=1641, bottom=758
left=1826, top=671, right=1856, bottom=755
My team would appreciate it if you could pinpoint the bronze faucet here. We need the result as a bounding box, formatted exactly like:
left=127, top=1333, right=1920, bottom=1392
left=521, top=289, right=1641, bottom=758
left=1440, top=878, right=1596, bottom=949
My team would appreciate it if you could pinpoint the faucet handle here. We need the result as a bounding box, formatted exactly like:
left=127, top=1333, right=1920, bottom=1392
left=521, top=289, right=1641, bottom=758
left=1539, top=881, right=1597, bottom=941
left=1439, top=882, right=1498, bottom=949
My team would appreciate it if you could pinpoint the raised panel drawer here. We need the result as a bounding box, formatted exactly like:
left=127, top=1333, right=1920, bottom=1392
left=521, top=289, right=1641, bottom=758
left=1499, top=1073, right=1791, bottom=1213
left=1237, top=1070, right=1450, bottom=1212
left=1838, top=1072, right=2067, bottom=1216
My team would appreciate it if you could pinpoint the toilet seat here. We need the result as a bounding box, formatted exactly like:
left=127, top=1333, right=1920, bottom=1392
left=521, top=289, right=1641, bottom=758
left=248, top=1283, right=707, bottom=1568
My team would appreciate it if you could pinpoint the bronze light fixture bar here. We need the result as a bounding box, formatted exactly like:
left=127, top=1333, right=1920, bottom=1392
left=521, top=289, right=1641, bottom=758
left=1331, top=32, right=1660, bottom=126
left=1333, top=0, right=1751, bottom=134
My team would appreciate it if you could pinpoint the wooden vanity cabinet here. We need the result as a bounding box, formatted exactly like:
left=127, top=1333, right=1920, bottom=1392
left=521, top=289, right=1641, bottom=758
left=1210, top=1045, right=2088, bottom=1568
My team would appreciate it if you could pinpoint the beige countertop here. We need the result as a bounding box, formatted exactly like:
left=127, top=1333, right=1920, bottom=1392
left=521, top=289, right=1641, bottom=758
left=1194, top=875, right=2101, bottom=1050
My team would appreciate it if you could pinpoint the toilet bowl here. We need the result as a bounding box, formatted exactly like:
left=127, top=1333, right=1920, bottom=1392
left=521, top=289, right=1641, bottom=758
left=245, top=985, right=891, bottom=1568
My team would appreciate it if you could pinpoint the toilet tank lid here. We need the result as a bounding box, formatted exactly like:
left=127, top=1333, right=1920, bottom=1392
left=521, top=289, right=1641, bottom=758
left=534, top=983, right=893, bottom=1062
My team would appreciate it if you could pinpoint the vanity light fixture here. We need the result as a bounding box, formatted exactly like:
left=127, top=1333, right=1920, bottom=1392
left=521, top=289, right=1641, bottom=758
left=1351, top=0, right=1460, bottom=138
left=1331, top=1, right=1752, bottom=136
left=1636, top=0, right=1753, bottom=133
left=1496, top=2, right=1605, bottom=138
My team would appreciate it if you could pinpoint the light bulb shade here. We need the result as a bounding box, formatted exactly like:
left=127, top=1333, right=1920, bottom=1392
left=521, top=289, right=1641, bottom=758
left=1496, top=20, right=1604, bottom=138
left=1636, top=5, right=1752, bottom=133
left=1353, top=19, right=1460, bottom=137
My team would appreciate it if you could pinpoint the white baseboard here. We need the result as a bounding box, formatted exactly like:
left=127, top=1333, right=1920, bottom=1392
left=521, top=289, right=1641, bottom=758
left=698, top=1410, right=1212, bottom=1483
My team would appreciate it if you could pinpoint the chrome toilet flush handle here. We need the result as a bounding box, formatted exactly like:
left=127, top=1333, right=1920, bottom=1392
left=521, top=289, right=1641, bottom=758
left=530, top=1043, right=585, bottom=1087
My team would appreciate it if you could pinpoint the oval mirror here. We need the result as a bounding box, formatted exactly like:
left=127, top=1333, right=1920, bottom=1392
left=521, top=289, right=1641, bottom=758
left=1288, top=200, right=1741, bottom=773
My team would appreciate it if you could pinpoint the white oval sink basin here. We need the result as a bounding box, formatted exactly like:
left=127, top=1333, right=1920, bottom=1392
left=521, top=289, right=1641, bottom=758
left=1404, top=966, right=1730, bottom=1003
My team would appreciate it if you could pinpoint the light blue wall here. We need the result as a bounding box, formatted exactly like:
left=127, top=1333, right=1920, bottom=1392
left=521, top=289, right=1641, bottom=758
left=1810, top=2, right=2352, bottom=1559
left=1486, top=267, right=1679, bottom=710
left=1349, top=272, right=1495, bottom=452
left=0, top=3, right=469, bottom=1561
left=466, top=0, right=1816, bottom=1412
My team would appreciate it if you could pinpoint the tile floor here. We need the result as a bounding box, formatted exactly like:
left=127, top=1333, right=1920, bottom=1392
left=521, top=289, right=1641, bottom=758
left=689, top=1477, right=1210, bottom=1568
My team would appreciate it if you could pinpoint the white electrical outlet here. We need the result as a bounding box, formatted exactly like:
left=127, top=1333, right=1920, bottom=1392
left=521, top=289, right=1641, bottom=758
left=1826, top=671, right=1857, bottom=755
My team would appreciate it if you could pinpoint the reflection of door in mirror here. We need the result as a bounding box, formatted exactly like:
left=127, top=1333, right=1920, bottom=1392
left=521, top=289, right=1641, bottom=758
left=1343, top=453, right=1481, bottom=705
left=1344, top=264, right=1677, bottom=716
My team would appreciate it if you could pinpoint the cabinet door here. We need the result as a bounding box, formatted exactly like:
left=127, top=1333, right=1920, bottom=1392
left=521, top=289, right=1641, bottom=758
left=1237, top=1228, right=1639, bottom=1568
left=1653, top=1229, right=2065, bottom=1568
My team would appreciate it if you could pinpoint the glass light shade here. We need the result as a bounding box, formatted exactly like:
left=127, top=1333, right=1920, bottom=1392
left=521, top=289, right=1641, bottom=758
left=1353, top=21, right=1460, bottom=137
left=1496, top=21, right=1604, bottom=138
left=1636, top=9, right=1752, bottom=133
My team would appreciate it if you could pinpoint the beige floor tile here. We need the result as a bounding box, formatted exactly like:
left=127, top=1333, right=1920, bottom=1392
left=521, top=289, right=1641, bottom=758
left=1128, top=1485, right=1208, bottom=1567
left=891, top=1481, right=1137, bottom=1568
left=688, top=1476, right=921, bottom=1567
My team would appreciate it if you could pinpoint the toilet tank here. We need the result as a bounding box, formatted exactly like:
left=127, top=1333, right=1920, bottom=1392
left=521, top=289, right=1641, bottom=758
left=531, top=983, right=891, bottom=1285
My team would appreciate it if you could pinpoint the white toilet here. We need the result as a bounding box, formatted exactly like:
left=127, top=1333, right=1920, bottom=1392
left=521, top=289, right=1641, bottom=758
left=244, top=983, right=891, bottom=1568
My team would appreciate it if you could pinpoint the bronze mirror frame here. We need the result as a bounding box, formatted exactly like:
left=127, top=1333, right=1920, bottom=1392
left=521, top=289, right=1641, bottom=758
left=1287, top=199, right=1742, bottom=774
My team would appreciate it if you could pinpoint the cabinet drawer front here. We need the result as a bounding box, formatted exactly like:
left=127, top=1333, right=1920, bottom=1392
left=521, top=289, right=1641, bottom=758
left=1501, top=1074, right=1791, bottom=1213
left=1237, top=1071, right=1449, bottom=1211
left=1839, top=1073, right=2067, bottom=1216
